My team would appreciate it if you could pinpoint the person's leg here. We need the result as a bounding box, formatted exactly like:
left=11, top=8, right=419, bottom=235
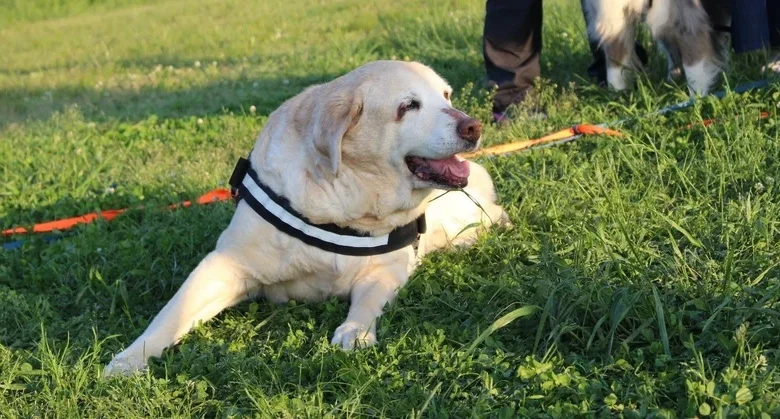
left=483, top=0, right=542, bottom=120
left=768, top=0, right=780, bottom=47
left=730, top=0, right=770, bottom=54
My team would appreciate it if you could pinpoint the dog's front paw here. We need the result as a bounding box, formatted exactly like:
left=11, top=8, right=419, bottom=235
left=331, top=321, right=377, bottom=350
left=498, top=211, right=513, bottom=229
left=102, top=351, right=148, bottom=377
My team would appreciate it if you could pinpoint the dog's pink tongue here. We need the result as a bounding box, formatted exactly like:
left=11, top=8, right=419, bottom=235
left=429, top=155, right=470, bottom=178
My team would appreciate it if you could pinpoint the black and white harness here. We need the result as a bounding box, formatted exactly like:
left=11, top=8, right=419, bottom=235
left=228, top=157, right=426, bottom=257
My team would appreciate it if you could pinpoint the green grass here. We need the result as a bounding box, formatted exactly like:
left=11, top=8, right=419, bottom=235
left=1, top=0, right=779, bottom=417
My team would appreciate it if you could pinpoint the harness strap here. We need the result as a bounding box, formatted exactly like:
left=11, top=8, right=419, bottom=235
left=229, top=155, right=251, bottom=204
left=229, top=157, right=425, bottom=257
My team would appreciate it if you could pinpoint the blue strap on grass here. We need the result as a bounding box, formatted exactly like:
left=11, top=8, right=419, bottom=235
left=3, top=235, right=66, bottom=251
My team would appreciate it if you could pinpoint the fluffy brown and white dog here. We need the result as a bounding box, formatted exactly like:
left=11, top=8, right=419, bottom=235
left=583, top=0, right=730, bottom=95
left=103, top=60, right=509, bottom=376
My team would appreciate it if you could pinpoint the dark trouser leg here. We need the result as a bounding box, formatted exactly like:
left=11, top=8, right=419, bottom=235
left=730, top=0, right=770, bottom=53
left=769, top=0, right=780, bottom=47
left=483, top=0, right=542, bottom=114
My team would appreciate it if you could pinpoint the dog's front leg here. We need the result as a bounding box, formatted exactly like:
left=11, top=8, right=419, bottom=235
left=331, top=263, right=408, bottom=350
left=103, top=250, right=255, bottom=376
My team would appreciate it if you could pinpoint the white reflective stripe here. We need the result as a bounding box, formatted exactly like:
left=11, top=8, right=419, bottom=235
left=241, top=175, right=390, bottom=248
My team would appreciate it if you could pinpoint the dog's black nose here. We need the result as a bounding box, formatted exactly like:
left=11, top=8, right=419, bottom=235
left=457, top=118, right=482, bottom=143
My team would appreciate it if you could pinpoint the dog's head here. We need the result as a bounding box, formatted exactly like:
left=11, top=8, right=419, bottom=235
left=302, top=60, right=481, bottom=191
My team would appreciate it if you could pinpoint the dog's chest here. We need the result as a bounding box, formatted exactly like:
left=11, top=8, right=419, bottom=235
left=222, top=205, right=415, bottom=304
left=258, top=251, right=367, bottom=304
left=258, top=247, right=414, bottom=305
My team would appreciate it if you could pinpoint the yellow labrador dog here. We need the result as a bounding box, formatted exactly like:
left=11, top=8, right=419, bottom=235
left=104, top=60, right=508, bottom=376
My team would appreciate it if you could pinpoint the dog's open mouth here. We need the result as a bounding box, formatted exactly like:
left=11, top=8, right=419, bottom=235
left=405, top=155, right=470, bottom=189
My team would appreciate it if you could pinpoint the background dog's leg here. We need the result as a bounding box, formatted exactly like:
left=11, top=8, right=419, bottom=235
left=658, top=38, right=683, bottom=81
left=679, top=32, right=722, bottom=95
left=584, top=0, right=643, bottom=90
left=104, top=251, right=255, bottom=376
left=598, top=16, right=641, bottom=91
left=603, top=31, right=640, bottom=90
left=331, top=265, right=407, bottom=350
left=650, top=0, right=725, bottom=95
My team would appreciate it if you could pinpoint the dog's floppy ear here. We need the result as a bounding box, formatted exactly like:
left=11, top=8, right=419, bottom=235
left=307, top=88, right=363, bottom=177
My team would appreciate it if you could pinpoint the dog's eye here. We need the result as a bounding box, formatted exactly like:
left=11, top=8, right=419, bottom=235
left=397, top=100, right=421, bottom=120
left=443, top=91, right=450, bottom=101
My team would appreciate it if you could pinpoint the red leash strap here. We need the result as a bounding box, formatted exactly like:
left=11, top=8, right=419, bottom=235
left=573, top=124, right=624, bottom=137
left=2, top=188, right=233, bottom=236
left=681, top=111, right=770, bottom=130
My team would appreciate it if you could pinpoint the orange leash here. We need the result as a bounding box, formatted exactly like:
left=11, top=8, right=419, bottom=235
left=461, top=123, right=623, bottom=159
left=2, top=188, right=232, bottom=236
left=462, top=110, right=768, bottom=160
